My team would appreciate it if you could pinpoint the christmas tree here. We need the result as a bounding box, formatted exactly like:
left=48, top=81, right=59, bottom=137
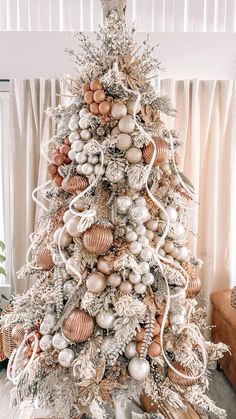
left=2, top=2, right=228, bottom=418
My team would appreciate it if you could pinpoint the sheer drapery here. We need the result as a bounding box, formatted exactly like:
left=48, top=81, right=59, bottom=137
left=160, top=79, right=236, bottom=299
left=10, top=79, right=61, bottom=292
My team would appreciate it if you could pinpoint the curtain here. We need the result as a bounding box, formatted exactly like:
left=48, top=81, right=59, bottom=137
left=10, top=79, right=61, bottom=292
left=160, top=80, right=236, bottom=304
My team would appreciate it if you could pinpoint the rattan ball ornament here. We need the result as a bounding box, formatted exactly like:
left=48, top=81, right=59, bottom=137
left=168, top=362, right=199, bottom=386
left=142, top=138, right=168, bottom=166
left=83, top=225, right=113, bottom=255
left=37, top=248, right=54, bottom=271
left=186, top=276, right=201, bottom=298
left=62, top=308, right=94, bottom=343
left=11, top=324, right=25, bottom=345
left=63, top=175, right=88, bottom=195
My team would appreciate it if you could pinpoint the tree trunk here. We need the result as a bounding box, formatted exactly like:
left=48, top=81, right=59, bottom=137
left=100, top=0, right=127, bottom=20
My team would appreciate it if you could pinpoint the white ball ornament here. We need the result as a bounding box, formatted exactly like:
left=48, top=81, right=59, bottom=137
left=88, top=155, right=99, bottom=165
left=96, top=310, right=115, bottom=329
left=126, top=231, right=138, bottom=243
left=125, top=341, right=137, bottom=359
left=107, top=273, right=122, bottom=287
left=177, top=246, right=189, bottom=261
left=128, top=357, right=150, bottom=381
left=174, top=222, right=185, bottom=237
left=142, top=273, right=154, bottom=286
left=127, top=98, right=141, bottom=115
left=129, top=205, right=149, bottom=224
left=76, top=153, right=87, bottom=164
left=118, top=115, right=135, bottom=133
left=111, top=102, right=127, bottom=119
left=146, top=219, right=158, bottom=232
left=69, top=120, right=79, bottom=131
left=68, top=149, right=77, bottom=160
left=39, top=335, right=53, bottom=351
left=72, top=140, right=84, bottom=152
left=116, top=133, right=132, bottom=151
left=117, top=196, right=133, bottom=214
left=69, top=132, right=80, bottom=143
left=135, top=197, right=146, bottom=207
left=86, top=272, right=107, bottom=293
left=105, top=167, right=124, bottom=183
left=80, top=129, right=92, bottom=141
left=129, top=271, right=141, bottom=284
left=97, top=257, right=113, bottom=275
left=94, top=164, right=105, bottom=176
left=140, top=247, right=153, bottom=261
left=81, top=163, right=94, bottom=176
left=129, top=241, right=142, bottom=255
left=111, top=126, right=121, bottom=136
left=159, top=248, right=165, bottom=257
left=170, top=247, right=179, bottom=259
left=126, top=147, right=142, bottom=164
left=79, top=118, right=90, bottom=129
left=58, top=348, right=75, bottom=368
left=53, top=228, right=72, bottom=248
left=101, top=336, right=114, bottom=353
left=119, top=280, right=133, bottom=294
left=136, top=225, right=146, bottom=235
left=76, top=164, right=83, bottom=175
left=139, top=261, right=150, bottom=274
left=79, top=108, right=89, bottom=118
left=163, top=241, right=175, bottom=254
left=52, top=332, right=68, bottom=350
left=134, top=283, right=147, bottom=294
left=65, top=217, right=80, bottom=237
left=138, top=236, right=149, bottom=247
left=40, top=322, right=53, bottom=335
left=145, top=230, right=154, bottom=241
left=63, top=210, right=74, bottom=223
left=159, top=206, right=178, bottom=223
left=63, top=279, right=77, bottom=298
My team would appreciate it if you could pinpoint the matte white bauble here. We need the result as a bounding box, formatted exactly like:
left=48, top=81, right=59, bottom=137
left=52, top=332, right=68, bottom=350
left=128, top=357, right=150, bottom=381
left=145, top=230, right=154, bottom=241
left=72, top=140, right=84, bottom=152
left=119, top=280, right=133, bottom=294
left=101, top=336, right=114, bottom=353
left=69, top=120, right=79, bottom=131
left=79, top=108, right=89, bottom=118
left=68, top=149, right=77, bottom=161
left=118, top=115, right=135, bottom=133
left=79, top=118, right=90, bottom=129
left=169, top=312, right=185, bottom=326
left=126, top=147, right=142, bottom=164
left=94, top=164, right=105, bottom=176
left=146, top=219, right=158, bottom=232
left=129, top=271, right=141, bottom=284
left=69, top=132, right=80, bottom=143
left=111, top=126, right=121, bottom=136
left=107, top=273, right=122, bottom=287
left=96, top=310, right=115, bottom=329
left=159, top=206, right=178, bottom=223
left=111, top=102, right=127, bottom=119
left=158, top=248, right=165, bottom=257
left=63, top=210, right=74, bottom=223
left=76, top=164, right=83, bottom=175
left=53, top=228, right=72, bottom=248
left=125, top=341, right=137, bottom=359
left=76, top=153, right=87, bottom=164
left=142, top=273, right=154, bottom=286
left=66, top=217, right=80, bottom=237
left=138, top=236, right=149, bottom=247
left=58, top=348, right=75, bottom=368
left=128, top=205, right=149, bottom=224
left=88, top=155, right=99, bottom=165
left=117, top=196, right=133, bottom=214
left=126, top=231, right=138, bottom=243
left=129, top=241, right=142, bottom=255
left=177, top=246, right=189, bottom=261
left=63, top=279, right=77, bottom=298
left=39, top=334, right=53, bottom=351
left=135, top=197, right=146, bottom=207
left=140, top=247, right=153, bottom=261
left=86, top=272, right=107, bottom=293
left=81, top=163, right=94, bottom=176
left=163, top=241, right=175, bottom=254
left=139, top=261, right=150, bottom=274
left=127, top=98, right=141, bottom=115
left=116, top=133, right=132, bottom=151
left=170, top=247, right=179, bottom=259
left=97, top=257, right=113, bottom=275
left=134, top=282, right=147, bottom=294
left=40, top=322, right=53, bottom=335
left=80, top=129, right=92, bottom=141
left=174, top=222, right=185, bottom=237
left=135, top=225, right=146, bottom=235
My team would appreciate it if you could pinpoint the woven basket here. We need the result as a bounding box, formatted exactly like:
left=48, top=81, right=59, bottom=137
left=1, top=304, right=16, bottom=359
left=231, top=286, right=236, bottom=309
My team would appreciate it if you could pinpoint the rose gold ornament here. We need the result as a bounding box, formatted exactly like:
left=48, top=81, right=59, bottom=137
left=168, top=362, right=199, bottom=386
left=136, top=328, right=145, bottom=342
left=90, top=79, right=102, bottom=91
left=53, top=154, right=64, bottom=166
left=84, top=91, right=94, bottom=104
left=37, top=248, right=54, bottom=271
left=98, top=101, right=111, bottom=115
left=11, top=324, right=25, bottom=345
left=60, top=144, right=70, bottom=156
left=83, top=225, right=113, bottom=255
left=152, top=322, right=160, bottom=336
left=93, top=89, right=106, bottom=104
left=48, top=163, right=58, bottom=176
left=186, top=276, right=201, bottom=298
left=147, top=341, right=161, bottom=357
left=142, top=138, right=168, bottom=166
left=82, top=82, right=90, bottom=94
left=156, top=315, right=169, bottom=329
left=54, top=174, right=63, bottom=187
left=90, top=102, right=100, bottom=115
left=62, top=308, right=94, bottom=342
left=63, top=176, right=88, bottom=195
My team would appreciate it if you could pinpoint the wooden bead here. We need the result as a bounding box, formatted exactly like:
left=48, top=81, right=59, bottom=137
left=83, top=225, right=113, bottom=255
left=148, top=341, right=161, bottom=357
left=82, top=82, right=91, bottom=94
left=90, top=102, right=100, bottom=115
left=168, top=362, right=199, bottom=386
left=136, top=328, right=145, bottom=342
left=93, top=89, right=106, bottom=104
left=142, top=138, right=168, bottom=166
left=90, top=79, right=102, bottom=91
left=84, top=91, right=94, bottom=104
left=186, top=276, right=201, bottom=298
left=98, top=101, right=111, bottom=115
left=63, top=175, right=89, bottom=195
left=37, top=248, right=54, bottom=271
left=62, top=309, right=94, bottom=342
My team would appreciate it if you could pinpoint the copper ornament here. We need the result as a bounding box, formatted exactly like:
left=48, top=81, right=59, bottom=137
left=140, top=393, right=159, bottom=413
left=37, top=248, right=54, bottom=271
left=83, top=225, right=113, bottom=255
left=167, top=362, right=199, bottom=386
left=63, top=176, right=89, bottom=195
left=142, top=138, right=168, bottom=166
left=62, top=309, right=94, bottom=343
left=186, top=276, right=201, bottom=298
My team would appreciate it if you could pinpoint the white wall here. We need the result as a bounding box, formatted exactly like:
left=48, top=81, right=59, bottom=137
left=0, top=32, right=236, bottom=80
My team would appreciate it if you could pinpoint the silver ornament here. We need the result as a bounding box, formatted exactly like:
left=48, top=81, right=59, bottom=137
left=79, top=108, right=90, bottom=118
left=96, top=310, right=115, bottom=329
left=79, top=117, right=90, bottom=129
left=63, top=279, right=77, bottom=298
left=142, top=273, right=154, bottom=286
left=58, top=348, right=75, bottom=368
left=40, top=321, right=53, bottom=335
left=129, top=271, right=141, bottom=284
left=128, top=205, right=149, bottom=224
left=52, top=332, right=69, bottom=350
left=125, top=341, right=137, bottom=359
left=68, top=149, right=77, bottom=160
left=135, top=197, right=146, bottom=207
left=88, top=155, right=99, bottom=165
left=138, top=236, right=149, bottom=247
left=69, top=120, right=79, bottom=131
left=117, top=196, right=133, bottom=214
left=128, top=357, right=150, bottom=381
left=105, top=166, right=124, bottom=183
left=101, top=336, right=114, bottom=353
left=39, top=335, right=53, bottom=351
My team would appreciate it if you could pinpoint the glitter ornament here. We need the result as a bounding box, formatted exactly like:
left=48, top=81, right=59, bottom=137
left=126, top=231, right=138, bottom=242
left=118, top=115, right=135, bottom=133
left=37, top=248, right=54, bottom=271
left=129, top=241, right=142, bottom=255
left=81, top=163, right=94, bottom=176
left=63, top=279, right=77, bottom=298
left=128, top=357, right=150, bottom=381
left=117, top=195, right=133, bottom=214
left=105, top=166, right=124, bottom=183
left=69, top=132, right=80, bottom=143
left=126, top=146, right=142, bottom=164
left=62, top=309, right=94, bottom=342
left=83, top=225, right=113, bottom=255
left=129, top=271, right=141, bottom=284
left=86, top=271, right=107, bottom=293
left=101, top=335, right=114, bottom=353
left=111, top=102, right=127, bottom=119
left=96, top=310, right=115, bottom=329
left=76, top=153, right=87, bottom=164
left=79, top=118, right=90, bottom=129
left=142, top=273, right=154, bottom=286
left=58, top=348, right=75, bottom=368
left=79, top=107, right=89, bottom=117
left=116, top=133, right=132, bottom=151
left=142, top=138, right=168, bottom=166
left=139, top=261, right=150, bottom=274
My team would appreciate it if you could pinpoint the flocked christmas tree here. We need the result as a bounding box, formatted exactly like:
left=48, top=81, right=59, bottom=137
left=2, top=1, right=229, bottom=418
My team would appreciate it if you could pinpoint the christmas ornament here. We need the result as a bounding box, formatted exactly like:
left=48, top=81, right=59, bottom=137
left=83, top=225, right=113, bottom=255
left=52, top=332, right=69, bottom=350
left=63, top=176, right=88, bottom=194
left=168, top=362, right=199, bottom=386
left=107, top=273, right=122, bottom=287
left=96, top=310, right=115, bottom=329
left=53, top=228, right=73, bottom=248
left=11, top=324, right=25, bottom=344
left=126, top=98, right=141, bottom=115
left=142, top=138, right=168, bottom=166
left=97, top=257, right=113, bottom=275
left=117, top=196, right=133, bottom=214
left=126, top=146, right=142, bottom=164
left=86, top=271, right=107, bottom=293
left=111, top=102, right=127, bottom=119
left=58, top=348, right=75, bottom=368
left=36, top=248, right=54, bottom=271
left=118, top=115, right=135, bottom=133
left=65, top=217, right=81, bottom=238
left=124, top=341, right=137, bottom=359
left=128, top=205, right=149, bottom=224
left=116, top=133, right=132, bottom=151
left=101, top=335, right=114, bottom=352
left=62, top=309, right=94, bottom=342
left=147, top=341, right=161, bottom=357
left=63, top=279, right=77, bottom=298
left=186, top=276, right=201, bottom=298
left=119, top=280, right=133, bottom=294
left=159, top=206, right=178, bottom=223
left=39, top=335, right=53, bottom=351
left=128, top=357, right=150, bottom=381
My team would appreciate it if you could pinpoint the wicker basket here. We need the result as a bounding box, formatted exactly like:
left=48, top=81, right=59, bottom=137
left=1, top=304, right=16, bottom=359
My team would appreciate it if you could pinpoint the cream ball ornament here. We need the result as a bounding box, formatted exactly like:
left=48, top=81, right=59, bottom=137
left=72, top=140, right=84, bottom=152
left=139, top=261, right=150, bottom=274
left=111, top=102, right=127, bottom=119
left=58, top=348, right=75, bottom=368
left=126, top=230, right=138, bottom=242
left=76, top=153, right=87, bottom=164
left=88, top=155, right=99, bottom=165
left=129, top=205, right=149, bottom=224
left=136, top=225, right=146, bottom=235
left=134, top=282, right=147, bottom=294
left=111, top=126, right=121, bottom=136
left=79, top=108, right=90, bottom=118
left=53, top=228, right=73, bottom=248
left=96, top=310, right=115, bottom=329
left=80, top=129, right=92, bottom=141
left=69, top=132, right=80, bottom=143
left=39, top=335, right=53, bottom=351
left=116, top=133, right=132, bottom=151
left=86, top=272, right=107, bottom=293
left=129, top=241, right=142, bottom=255
left=170, top=247, right=179, bottom=259
left=63, top=210, right=74, bottom=223
left=52, top=332, right=69, bottom=350
left=159, top=206, right=178, bottom=223
left=94, top=164, right=105, bottom=176
left=146, top=230, right=154, bottom=241
left=81, top=163, right=94, bottom=176
left=163, top=241, right=175, bottom=254
left=68, top=149, right=77, bottom=161
left=101, top=336, right=114, bottom=353
left=142, top=273, right=154, bottom=286
left=126, top=147, right=142, bottom=164
left=140, top=247, right=153, bottom=261
left=119, top=280, right=133, bottom=294
left=127, top=98, right=141, bottom=115
left=76, top=164, right=83, bottom=175
left=79, top=118, right=90, bottom=129
left=65, top=217, right=80, bottom=238
left=135, top=197, right=146, bottom=207
left=118, top=115, right=135, bottom=133
left=117, top=196, right=133, bottom=214
left=146, top=219, right=158, bottom=232
left=125, top=341, right=137, bottom=359
left=69, top=119, right=79, bottom=131
left=107, top=273, right=122, bottom=287
left=128, top=357, right=150, bottom=381
left=97, top=257, right=113, bottom=275
left=138, top=236, right=149, bottom=247
left=173, top=222, right=185, bottom=237
left=177, top=246, right=189, bottom=261
left=129, top=271, right=141, bottom=284
left=63, top=279, right=77, bottom=298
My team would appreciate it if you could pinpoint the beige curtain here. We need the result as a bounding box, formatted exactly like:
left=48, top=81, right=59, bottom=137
left=10, top=79, right=61, bottom=292
left=160, top=80, right=236, bottom=304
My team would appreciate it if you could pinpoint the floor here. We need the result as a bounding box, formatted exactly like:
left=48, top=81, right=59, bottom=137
left=0, top=363, right=236, bottom=419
